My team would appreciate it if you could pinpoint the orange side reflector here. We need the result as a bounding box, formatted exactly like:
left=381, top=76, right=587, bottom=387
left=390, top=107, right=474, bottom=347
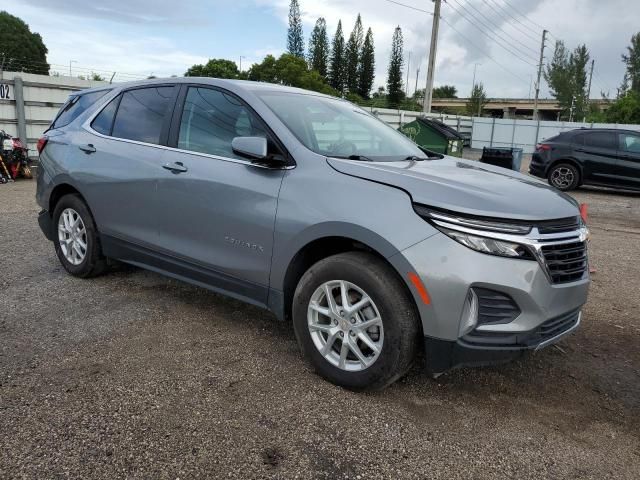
left=579, top=203, right=588, bottom=223
left=408, top=272, right=431, bottom=305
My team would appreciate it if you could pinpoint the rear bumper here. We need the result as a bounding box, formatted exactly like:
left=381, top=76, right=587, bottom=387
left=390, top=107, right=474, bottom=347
left=528, top=153, right=548, bottom=178
left=425, top=311, right=581, bottom=373
left=38, top=209, right=54, bottom=241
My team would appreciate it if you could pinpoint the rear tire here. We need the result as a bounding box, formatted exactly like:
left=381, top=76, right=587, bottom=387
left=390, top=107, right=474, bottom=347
left=292, top=252, right=420, bottom=391
left=52, top=194, right=107, bottom=278
left=548, top=162, right=579, bottom=191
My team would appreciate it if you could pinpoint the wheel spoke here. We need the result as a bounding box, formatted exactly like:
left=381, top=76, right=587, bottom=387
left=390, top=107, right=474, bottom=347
left=309, top=301, right=331, bottom=318
left=339, top=281, right=350, bottom=309
left=323, top=284, right=338, bottom=315
left=358, top=331, right=381, bottom=355
left=358, top=316, right=382, bottom=330
left=349, top=295, right=372, bottom=314
left=349, top=340, right=369, bottom=367
left=309, top=322, right=333, bottom=334
left=321, top=331, right=340, bottom=356
left=338, top=339, right=349, bottom=369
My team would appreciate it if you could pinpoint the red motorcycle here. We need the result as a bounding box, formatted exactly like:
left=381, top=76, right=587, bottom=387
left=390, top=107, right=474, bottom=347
left=0, top=130, right=32, bottom=182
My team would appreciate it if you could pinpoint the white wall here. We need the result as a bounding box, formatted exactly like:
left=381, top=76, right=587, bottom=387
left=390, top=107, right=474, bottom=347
left=471, top=117, right=640, bottom=154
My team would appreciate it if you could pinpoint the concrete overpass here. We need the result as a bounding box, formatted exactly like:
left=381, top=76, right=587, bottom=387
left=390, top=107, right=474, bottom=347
left=431, top=98, right=610, bottom=120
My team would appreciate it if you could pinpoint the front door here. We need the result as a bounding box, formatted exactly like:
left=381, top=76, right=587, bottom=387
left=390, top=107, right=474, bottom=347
left=155, top=85, right=286, bottom=305
left=616, top=132, right=640, bottom=190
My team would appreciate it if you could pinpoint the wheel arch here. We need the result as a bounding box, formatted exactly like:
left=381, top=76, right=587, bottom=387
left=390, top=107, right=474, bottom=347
left=274, top=233, right=424, bottom=339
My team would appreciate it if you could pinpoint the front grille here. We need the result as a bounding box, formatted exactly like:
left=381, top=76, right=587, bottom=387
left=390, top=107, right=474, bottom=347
left=536, top=216, right=580, bottom=234
left=541, top=241, right=588, bottom=284
left=474, top=288, right=521, bottom=325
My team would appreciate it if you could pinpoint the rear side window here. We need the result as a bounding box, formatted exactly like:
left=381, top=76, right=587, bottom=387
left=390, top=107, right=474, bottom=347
left=585, top=132, right=616, bottom=150
left=91, top=96, right=120, bottom=135
left=51, top=90, right=111, bottom=129
left=111, top=87, right=175, bottom=144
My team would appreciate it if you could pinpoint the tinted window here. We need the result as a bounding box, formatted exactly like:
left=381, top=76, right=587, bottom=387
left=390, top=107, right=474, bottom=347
left=620, top=133, right=640, bottom=153
left=91, top=95, right=120, bottom=135
left=585, top=132, right=616, bottom=150
left=51, top=90, right=111, bottom=129
left=572, top=133, right=585, bottom=145
left=112, top=87, right=175, bottom=144
left=178, top=87, right=267, bottom=159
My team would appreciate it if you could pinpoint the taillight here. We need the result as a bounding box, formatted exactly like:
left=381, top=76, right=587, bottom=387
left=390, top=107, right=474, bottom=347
left=579, top=203, right=588, bottom=223
left=535, top=143, right=551, bottom=151
left=36, top=136, right=48, bottom=154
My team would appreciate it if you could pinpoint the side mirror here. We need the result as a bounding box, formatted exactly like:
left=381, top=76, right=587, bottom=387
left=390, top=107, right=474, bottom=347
left=232, top=136, right=268, bottom=160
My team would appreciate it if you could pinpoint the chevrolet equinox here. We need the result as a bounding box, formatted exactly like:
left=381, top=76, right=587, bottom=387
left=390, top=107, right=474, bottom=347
left=36, top=79, right=590, bottom=390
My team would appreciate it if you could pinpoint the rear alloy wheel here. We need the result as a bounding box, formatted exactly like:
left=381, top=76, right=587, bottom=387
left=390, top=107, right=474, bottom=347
left=548, top=163, right=579, bottom=191
left=293, top=252, right=420, bottom=391
left=53, top=194, right=107, bottom=278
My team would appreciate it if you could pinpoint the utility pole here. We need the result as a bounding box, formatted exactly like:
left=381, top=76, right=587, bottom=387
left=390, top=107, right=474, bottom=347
left=423, top=0, right=441, bottom=113
left=69, top=60, right=77, bottom=77
left=532, top=29, right=547, bottom=120
left=587, top=59, right=594, bottom=100
left=414, top=67, right=420, bottom=99
left=472, top=63, right=481, bottom=90
left=405, top=51, right=411, bottom=97
left=239, top=56, right=246, bottom=72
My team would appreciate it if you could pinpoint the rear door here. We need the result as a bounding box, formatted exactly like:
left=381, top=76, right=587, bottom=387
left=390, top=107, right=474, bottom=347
left=78, top=85, right=178, bottom=248
left=574, top=131, right=619, bottom=185
left=154, top=85, right=287, bottom=305
left=616, top=132, right=640, bottom=190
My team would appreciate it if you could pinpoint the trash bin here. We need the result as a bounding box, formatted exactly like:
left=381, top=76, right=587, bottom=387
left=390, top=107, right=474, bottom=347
left=479, top=147, right=523, bottom=172
left=398, top=117, right=464, bottom=157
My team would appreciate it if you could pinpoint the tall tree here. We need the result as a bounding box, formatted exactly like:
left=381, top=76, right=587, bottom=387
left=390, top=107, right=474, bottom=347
left=622, top=32, right=640, bottom=94
left=544, top=41, right=590, bottom=120
left=433, top=85, right=457, bottom=98
left=329, top=20, right=346, bottom=93
left=248, top=53, right=336, bottom=95
left=345, top=14, right=364, bottom=94
left=308, top=17, right=330, bottom=77
left=357, top=27, right=375, bottom=99
left=0, top=11, right=49, bottom=75
left=387, top=26, right=404, bottom=107
left=466, top=83, right=488, bottom=115
left=287, top=0, right=304, bottom=58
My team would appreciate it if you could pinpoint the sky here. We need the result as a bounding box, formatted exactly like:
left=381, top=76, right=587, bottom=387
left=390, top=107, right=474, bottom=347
left=4, top=0, right=639, bottom=98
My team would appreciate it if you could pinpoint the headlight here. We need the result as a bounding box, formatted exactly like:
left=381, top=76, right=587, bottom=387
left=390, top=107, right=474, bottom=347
left=441, top=227, right=532, bottom=258
left=414, top=205, right=535, bottom=260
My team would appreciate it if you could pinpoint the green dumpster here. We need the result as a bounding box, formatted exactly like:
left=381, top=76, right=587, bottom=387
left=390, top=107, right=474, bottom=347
left=398, top=117, right=464, bottom=157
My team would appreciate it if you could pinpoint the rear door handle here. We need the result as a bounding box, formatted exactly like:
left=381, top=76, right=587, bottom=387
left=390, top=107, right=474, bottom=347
left=79, top=144, right=96, bottom=154
left=162, top=161, right=188, bottom=173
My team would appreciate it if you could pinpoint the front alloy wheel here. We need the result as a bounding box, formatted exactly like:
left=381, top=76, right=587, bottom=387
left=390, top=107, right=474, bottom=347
left=57, top=208, right=88, bottom=265
left=308, top=280, right=384, bottom=372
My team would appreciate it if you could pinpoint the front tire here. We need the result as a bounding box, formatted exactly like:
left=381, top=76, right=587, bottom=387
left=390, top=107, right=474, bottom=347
left=548, top=162, right=579, bottom=191
left=52, top=194, right=107, bottom=278
left=292, top=252, right=420, bottom=391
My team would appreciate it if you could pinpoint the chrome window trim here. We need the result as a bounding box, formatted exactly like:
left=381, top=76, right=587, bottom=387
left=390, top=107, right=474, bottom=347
left=82, top=105, right=295, bottom=171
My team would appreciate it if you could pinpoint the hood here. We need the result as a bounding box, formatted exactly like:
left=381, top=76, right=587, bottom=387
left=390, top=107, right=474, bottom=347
left=327, top=156, right=579, bottom=221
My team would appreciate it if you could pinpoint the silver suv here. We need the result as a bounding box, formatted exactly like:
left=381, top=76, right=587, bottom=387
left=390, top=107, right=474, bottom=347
left=36, top=79, right=590, bottom=390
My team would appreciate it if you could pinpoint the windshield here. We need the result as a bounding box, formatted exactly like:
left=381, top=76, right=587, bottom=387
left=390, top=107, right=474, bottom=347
left=257, top=91, right=426, bottom=161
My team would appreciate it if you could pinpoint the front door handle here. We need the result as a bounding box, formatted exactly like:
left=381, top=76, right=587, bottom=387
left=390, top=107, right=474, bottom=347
left=162, top=161, right=188, bottom=173
left=79, top=144, right=96, bottom=154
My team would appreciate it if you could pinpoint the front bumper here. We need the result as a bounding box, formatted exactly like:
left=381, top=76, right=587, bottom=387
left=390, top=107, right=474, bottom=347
left=392, top=232, right=589, bottom=373
left=424, top=311, right=581, bottom=373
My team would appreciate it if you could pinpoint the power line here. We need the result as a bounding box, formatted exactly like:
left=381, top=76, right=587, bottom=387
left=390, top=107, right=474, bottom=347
left=482, top=0, right=543, bottom=43
left=497, top=0, right=557, bottom=39
left=380, top=0, right=432, bottom=14
left=444, top=1, right=538, bottom=66
left=455, top=0, right=539, bottom=56
left=440, top=15, right=529, bottom=84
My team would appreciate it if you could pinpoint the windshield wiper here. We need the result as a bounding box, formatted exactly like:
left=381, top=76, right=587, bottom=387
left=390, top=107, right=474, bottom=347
left=404, top=155, right=429, bottom=161
left=331, top=154, right=373, bottom=161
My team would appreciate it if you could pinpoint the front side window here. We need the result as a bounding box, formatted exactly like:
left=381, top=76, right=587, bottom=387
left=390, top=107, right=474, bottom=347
left=620, top=133, right=640, bottom=153
left=585, top=132, right=616, bottom=150
left=51, top=89, right=111, bottom=129
left=257, top=92, right=426, bottom=161
left=177, top=87, right=267, bottom=159
left=111, top=87, right=175, bottom=144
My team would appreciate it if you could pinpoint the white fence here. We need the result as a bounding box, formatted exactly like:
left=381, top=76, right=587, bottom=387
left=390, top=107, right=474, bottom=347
left=0, top=71, right=108, bottom=155
left=471, top=117, right=640, bottom=154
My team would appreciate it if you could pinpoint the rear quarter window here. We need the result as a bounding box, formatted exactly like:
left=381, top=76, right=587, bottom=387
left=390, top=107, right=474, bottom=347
left=50, top=89, right=111, bottom=129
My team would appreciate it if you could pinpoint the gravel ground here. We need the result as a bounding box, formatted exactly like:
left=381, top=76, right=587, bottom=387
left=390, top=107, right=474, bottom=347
left=1, top=180, right=639, bottom=479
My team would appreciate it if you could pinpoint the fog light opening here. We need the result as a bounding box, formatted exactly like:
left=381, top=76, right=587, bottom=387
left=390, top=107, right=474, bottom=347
left=459, top=288, right=479, bottom=336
